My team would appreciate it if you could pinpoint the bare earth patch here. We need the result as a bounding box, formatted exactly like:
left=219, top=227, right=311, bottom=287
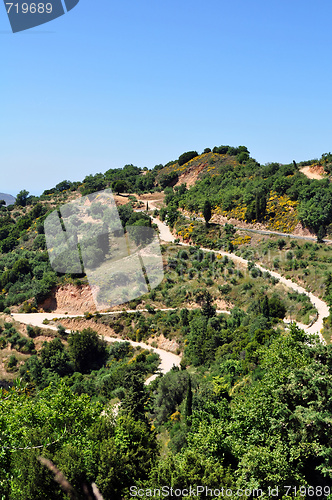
left=300, top=165, right=326, bottom=180
left=175, top=163, right=207, bottom=188
left=214, top=298, right=234, bottom=311
left=40, top=284, right=96, bottom=314
left=57, top=317, right=119, bottom=338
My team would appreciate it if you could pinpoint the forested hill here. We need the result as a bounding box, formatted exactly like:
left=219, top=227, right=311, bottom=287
left=155, top=147, right=332, bottom=236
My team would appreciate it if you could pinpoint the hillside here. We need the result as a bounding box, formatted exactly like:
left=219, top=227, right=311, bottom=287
left=157, top=147, right=332, bottom=237
left=1, top=144, right=332, bottom=317
left=0, top=192, right=16, bottom=206
left=2, top=147, right=332, bottom=497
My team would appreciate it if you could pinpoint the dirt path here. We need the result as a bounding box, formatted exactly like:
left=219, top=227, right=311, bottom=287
left=183, top=213, right=332, bottom=243
left=153, top=218, right=329, bottom=341
left=151, top=216, right=174, bottom=242
left=12, top=215, right=330, bottom=384
left=12, top=312, right=181, bottom=385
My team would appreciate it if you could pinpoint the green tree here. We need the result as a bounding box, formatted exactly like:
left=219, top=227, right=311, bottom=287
left=95, top=414, right=158, bottom=499
left=184, top=376, right=193, bottom=423
left=203, top=200, right=212, bottom=227
left=166, top=204, right=179, bottom=228
left=201, top=290, right=216, bottom=318
left=40, top=338, right=73, bottom=377
left=317, top=224, right=326, bottom=243
left=262, top=295, right=270, bottom=318
left=68, top=328, right=107, bottom=374
left=0, top=381, right=102, bottom=499
left=178, top=151, right=198, bottom=166
left=121, top=369, right=147, bottom=421
left=255, top=189, right=266, bottom=222
left=269, top=296, right=286, bottom=319
left=15, top=189, right=30, bottom=207
left=113, top=180, right=127, bottom=195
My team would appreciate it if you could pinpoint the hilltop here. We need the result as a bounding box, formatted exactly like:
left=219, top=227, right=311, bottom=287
left=156, top=147, right=332, bottom=237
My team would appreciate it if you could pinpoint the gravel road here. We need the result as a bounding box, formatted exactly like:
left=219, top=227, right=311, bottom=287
left=12, top=214, right=330, bottom=383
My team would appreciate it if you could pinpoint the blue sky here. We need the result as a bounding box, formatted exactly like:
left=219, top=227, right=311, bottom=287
left=1, top=0, right=332, bottom=196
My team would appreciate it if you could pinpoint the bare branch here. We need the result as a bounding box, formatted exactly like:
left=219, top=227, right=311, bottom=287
left=38, top=457, right=76, bottom=499
left=91, top=483, right=105, bottom=500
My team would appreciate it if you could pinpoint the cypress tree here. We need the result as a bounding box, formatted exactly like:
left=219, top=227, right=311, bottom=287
left=185, top=376, right=193, bottom=424
left=262, top=295, right=270, bottom=319
left=203, top=200, right=212, bottom=227
left=317, top=225, right=326, bottom=243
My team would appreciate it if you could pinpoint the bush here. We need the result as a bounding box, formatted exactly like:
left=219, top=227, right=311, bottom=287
left=178, top=249, right=189, bottom=260
left=7, top=354, right=18, bottom=371
left=178, top=151, right=198, bottom=166
left=277, top=239, right=286, bottom=250
left=269, top=296, right=286, bottom=319
left=286, top=251, right=294, bottom=260
left=27, top=325, right=36, bottom=338
left=68, top=328, right=108, bottom=374
left=250, top=267, right=262, bottom=278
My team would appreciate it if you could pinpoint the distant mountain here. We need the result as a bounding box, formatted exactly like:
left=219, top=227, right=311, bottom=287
left=0, top=192, right=16, bottom=206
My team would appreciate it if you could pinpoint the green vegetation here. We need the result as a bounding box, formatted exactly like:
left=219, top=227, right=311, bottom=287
left=0, top=198, right=151, bottom=310
left=2, top=320, right=332, bottom=497
left=157, top=147, right=332, bottom=236
left=2, top=144, right=332, bottom=497
left=18, top=327, right=159, bottom=402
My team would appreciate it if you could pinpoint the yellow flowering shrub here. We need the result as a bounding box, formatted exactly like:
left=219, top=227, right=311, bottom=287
left=170, top=411, right=181, bottom=422
left=265, top=191, right=298, bottom=232
left=231, top=235, right=252, bottom=246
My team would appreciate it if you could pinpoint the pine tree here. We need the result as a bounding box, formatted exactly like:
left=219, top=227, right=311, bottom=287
left=122, top=370, right=147, bottom=422
left=201, top=291, right=216, bottom=318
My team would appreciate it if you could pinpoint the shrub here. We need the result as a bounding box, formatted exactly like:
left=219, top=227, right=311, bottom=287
left=250, top=267, right=262, bottom=278
left=277, top=239, right=286, bottom=250
left=178, top=249, right=189, bottom=260
left=178, top=151, right=199, bottom=166
left=7, top=354, right=18, bottom=370
left=27, top=325, right=36, bottom=338
left=269, top=296, right=286, bottom=319
left=219, top=284, right=231, bottom=294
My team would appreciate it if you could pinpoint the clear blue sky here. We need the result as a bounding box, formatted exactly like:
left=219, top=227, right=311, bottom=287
left=1, top=0, right=332, bottom=196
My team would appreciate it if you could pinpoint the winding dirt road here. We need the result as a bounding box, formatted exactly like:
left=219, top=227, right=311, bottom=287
left=12, top=311, right=181, bottom=385
left=151, top=215, right=329, bottom=342
left=11, top=211, right=330, bottom=384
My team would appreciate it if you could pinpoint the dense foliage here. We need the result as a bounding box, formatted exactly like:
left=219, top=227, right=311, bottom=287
left=158, top=147, right=332, bottom=235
